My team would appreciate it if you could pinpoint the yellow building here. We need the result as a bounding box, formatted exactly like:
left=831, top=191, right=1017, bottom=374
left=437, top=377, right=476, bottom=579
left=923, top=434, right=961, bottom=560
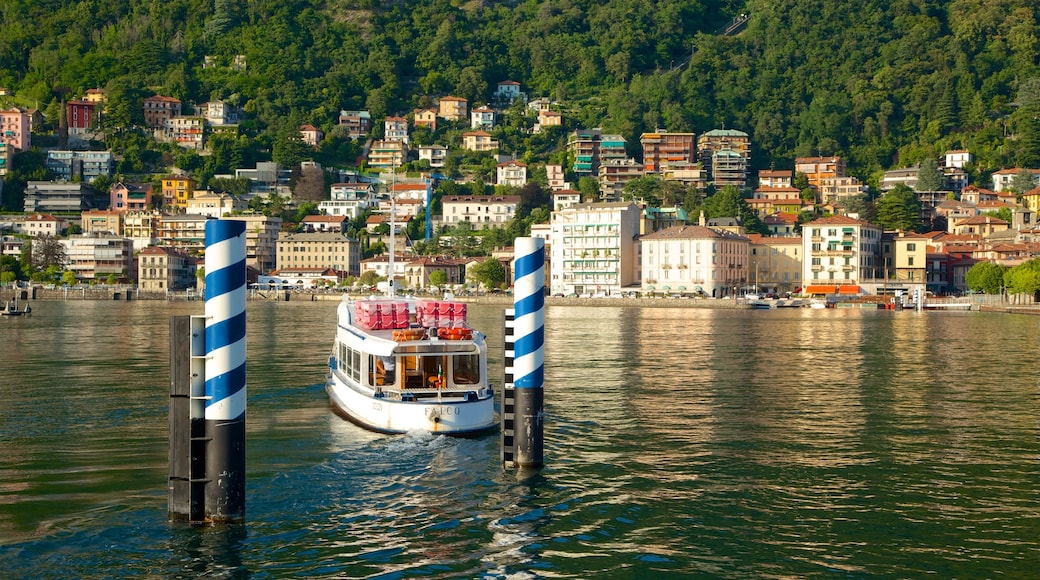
left=161, top=175, right=197, bottom=211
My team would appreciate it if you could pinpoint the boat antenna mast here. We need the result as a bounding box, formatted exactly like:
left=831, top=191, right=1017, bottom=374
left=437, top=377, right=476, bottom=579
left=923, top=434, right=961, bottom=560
left=387, top=166, right=396, bottom=298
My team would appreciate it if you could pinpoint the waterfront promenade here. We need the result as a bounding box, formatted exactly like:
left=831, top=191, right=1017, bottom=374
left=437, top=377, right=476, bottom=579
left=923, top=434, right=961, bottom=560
left=4, top=285, right=1038, bottom=313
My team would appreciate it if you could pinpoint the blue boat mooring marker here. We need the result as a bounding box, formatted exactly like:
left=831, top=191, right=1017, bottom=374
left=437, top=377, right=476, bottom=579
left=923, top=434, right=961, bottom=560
left=169, top=219, right=247, bottom=523
left=502, top=237, right=545, bottom=469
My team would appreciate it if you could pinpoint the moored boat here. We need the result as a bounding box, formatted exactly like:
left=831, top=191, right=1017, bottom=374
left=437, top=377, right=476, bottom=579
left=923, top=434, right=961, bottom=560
left=325, top=295, right=497, bottom=435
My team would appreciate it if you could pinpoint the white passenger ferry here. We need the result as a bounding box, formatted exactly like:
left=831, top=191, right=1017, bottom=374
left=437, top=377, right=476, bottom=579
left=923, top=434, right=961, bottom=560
left=325, top=294, right=497, bottom=435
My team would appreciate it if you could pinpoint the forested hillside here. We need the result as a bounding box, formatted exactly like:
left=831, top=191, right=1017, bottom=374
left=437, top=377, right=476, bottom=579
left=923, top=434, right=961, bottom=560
left=0, top=0, right=1037, bottom=184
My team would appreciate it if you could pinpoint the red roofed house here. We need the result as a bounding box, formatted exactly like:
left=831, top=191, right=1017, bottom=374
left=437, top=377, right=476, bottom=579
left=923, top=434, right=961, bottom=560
left=299, top=124, right=324, bottom=147
left=301, top=214, right=348, bottom=233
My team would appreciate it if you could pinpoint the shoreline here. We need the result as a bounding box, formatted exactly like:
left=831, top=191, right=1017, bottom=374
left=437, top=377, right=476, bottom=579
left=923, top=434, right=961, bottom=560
left=5, top=287, right=1040, bottom=314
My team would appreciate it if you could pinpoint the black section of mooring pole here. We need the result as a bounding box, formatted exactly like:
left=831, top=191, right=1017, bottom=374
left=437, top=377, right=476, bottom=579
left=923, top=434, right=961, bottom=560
left=205, top=418, right=246, bottom=523
left=513, top=387, right=544, bottom=468
left=169, top=316, right=191, bottom=520
left=501, top=386, right=516, bottom=465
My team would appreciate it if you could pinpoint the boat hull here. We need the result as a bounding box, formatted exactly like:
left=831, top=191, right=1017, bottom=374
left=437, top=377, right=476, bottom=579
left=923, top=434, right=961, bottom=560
left=326, top=370, right=497, bottom=435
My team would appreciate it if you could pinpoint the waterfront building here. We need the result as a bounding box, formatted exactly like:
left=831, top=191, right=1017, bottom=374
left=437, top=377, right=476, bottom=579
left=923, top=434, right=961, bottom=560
left=157, top=214, right=213, bottom=254
left=59, top=233, right=135, bottom=282
left=549, top=201, right=641, bottom=296
left=801, top=214, right=882, bottom=292
left=881, top=231, right=931, bottom=286
left=276, top=231, right=361, bottom=277
left=138, top=245, right=197, bottom=292
left=748, top=234, right=803, bottom=295
left=639, top=224, right=751, bottom=298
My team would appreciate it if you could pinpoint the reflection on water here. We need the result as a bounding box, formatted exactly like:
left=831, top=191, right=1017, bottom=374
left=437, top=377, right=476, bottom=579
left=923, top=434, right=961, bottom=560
left=1, top=301, right=1037, bottom=577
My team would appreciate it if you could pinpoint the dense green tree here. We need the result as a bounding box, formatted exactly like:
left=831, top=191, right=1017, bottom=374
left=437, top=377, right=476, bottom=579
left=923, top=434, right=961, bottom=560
left=915, top=158, right=944, bottom=192
left=874, top=184, right=921, bottom=232
left=467, top=257, right=507, bottom=290
left=28, top=234, right=66, bottom=273
left=965, top=261, right=1007, bottom=294
left=702, top=186, right=767, bottom=234
left=1004, top=259, right=1040, bottom=295
left=1010, top=168, right=1037, bottom=194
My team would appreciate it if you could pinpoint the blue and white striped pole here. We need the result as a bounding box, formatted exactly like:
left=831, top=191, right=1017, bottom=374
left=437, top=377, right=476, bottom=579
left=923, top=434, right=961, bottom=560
left=204, top=219, right=247, bottom=522
left=512, top=237, right=545, bottom=468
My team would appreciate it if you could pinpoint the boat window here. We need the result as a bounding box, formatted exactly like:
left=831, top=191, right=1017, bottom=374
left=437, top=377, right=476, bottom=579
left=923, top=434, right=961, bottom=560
left=453, top=354, right=479, bottom=385
left=420, top=356, right=447, bottom=389
left=350, top=348, right=361, bottom=382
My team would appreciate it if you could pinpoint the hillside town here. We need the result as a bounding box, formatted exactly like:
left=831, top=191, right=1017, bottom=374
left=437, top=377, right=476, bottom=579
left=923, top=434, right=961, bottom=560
left=1, top=80, right=1038, bottom=300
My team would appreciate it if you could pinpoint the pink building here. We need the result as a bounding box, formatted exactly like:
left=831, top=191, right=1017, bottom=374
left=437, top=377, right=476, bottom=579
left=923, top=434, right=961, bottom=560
left=0, top=107, right=31, bottom=151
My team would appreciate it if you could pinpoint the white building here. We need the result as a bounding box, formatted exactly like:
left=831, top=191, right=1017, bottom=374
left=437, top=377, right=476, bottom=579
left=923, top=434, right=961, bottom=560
left=549, top=202, right=641, bottom=296
left=441, top=195, right=520, bottom=226
left=418, top=145, right=448, bottom=168
left=59, top=233, right=135, bottom=282
left=801, top=214, right=882, bottom=291
left=497, top=160, right=528, bottom=187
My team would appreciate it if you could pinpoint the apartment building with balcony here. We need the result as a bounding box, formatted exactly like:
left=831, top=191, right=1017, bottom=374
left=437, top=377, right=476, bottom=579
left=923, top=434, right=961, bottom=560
left=437, top=96, right=468, bottom=121
left=569, top=129, right=627, bottom=177
left=801, top=215, right=882, bottom=291
left=225, top=214, right=282, bottom=274
left=138, top=245, right=197, bottom=292
left=795, top=156, right=846, bottom=191
left=441, top=195, right=520, bottom=226
left=640, top=131, right=696, bottom=173
left=161, top=174, right=197, bottom=210
left=60, top=233, right=135, bottom=282
left=549, top=201, right=641, bottom=296
left=338, top=110, right=371, bottom=140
